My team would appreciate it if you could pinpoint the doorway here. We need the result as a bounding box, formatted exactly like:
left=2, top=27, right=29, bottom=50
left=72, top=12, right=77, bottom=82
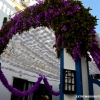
left=31, top=82, right=52, bottom=100
left=11, top=77, right=28, bottom=100
left=11, top=77, right=52, bottom=100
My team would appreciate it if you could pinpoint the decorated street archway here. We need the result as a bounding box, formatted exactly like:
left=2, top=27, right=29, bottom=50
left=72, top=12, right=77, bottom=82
left=0, top=0, right=100, bottom=97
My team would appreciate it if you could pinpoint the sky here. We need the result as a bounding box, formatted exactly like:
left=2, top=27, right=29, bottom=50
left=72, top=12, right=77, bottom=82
left=81, top=0, right=100, bottom=34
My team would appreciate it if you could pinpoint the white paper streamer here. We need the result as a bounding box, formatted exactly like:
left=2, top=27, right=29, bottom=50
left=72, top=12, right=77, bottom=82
left=1, top=66, right=59, bottom=82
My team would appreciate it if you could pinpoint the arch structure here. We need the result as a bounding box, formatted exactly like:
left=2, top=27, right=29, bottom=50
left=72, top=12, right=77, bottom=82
left=0, top=0, right=100, bottom=98
left=0, top=0, right=100, bottom=80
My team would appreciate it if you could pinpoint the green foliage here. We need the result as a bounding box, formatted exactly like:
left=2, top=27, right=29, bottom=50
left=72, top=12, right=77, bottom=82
left=0, top=0, right=98, bottom=61
left=3, top=17, right=7, bottom=25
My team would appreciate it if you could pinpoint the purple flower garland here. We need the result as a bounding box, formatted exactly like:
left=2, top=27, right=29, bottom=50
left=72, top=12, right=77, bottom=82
left=0, top=69, right=42, bottom=97
left=0, top=68, right=60, bottom=97
left=89, top=39, right=100, bottom=70
left=43, top=76, right=60, bottom=96
left=72, top=42, right=82, bottom=61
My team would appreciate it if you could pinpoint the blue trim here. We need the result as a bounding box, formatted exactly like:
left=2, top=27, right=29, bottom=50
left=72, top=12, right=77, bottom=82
left=75, top=58, right=83, bottom=100
left=87, top=62, right=100, bottom=100
left=86, top=62, right=94, bottom=100
left=90, top=78, right=100, bottom=87
left=89, top=77, right=94, bottom=100
left=86, top=62, right=89, bottom=86
left=60, top=49, right=64, bottom=100
left=89, top=77, right=100, bottom=100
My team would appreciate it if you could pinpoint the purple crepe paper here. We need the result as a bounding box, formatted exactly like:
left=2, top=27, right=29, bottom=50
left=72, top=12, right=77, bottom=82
left=0, top=69, right=42, bottom=97
left=43, top=76, right=60, bottom=96
left=89, top=39, right=100, bottom=70
left=0, top=69, right=60, bottom=97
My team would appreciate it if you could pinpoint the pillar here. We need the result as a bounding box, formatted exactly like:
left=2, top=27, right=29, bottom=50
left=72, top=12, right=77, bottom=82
left=60, top=49, right=89, bottom=100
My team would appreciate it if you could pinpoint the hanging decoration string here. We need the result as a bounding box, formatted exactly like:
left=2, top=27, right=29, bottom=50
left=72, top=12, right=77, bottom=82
left=43, top=76, right=60, bottom=96
left=0, top=68, right=60, bottom=96
left=0, top=68, right=42, bottom=97
left=1, top=66, right=59, bottom=82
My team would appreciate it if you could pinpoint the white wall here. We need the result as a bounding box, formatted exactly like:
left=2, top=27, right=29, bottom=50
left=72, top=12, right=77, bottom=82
left=64, top=49, right=89, bottom=100
left=0, top=0, right=16, bottom=28
left=93, top=84, right=100, bottom=100
left=64, top=49, right=76, bottom=100
left=0, top=61, right=60, bottom=100
left=81, top=57, right=89, bottom=100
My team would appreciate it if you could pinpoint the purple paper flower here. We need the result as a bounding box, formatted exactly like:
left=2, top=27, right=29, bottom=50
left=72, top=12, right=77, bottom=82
left=70, top=24, right=74, bottom=28
left=63, top=1, right=70, bottom=7
left=74, top=5, right=81, bottom=11
left=89, top=29, right=96, bottom=35
left=89, top=39, right=100, bottom=70
left=0, top=37, right=6, bottom=45
left=62, top=25, right=67, bottom=31
left=0, top=69, right=43, bottom=97
left=62, top=42, right=66, bottom=48
left=90, top=39, right=98, bottom=47
left=28, top=6, right=34, bottom=12
left=56, top=35, right=62, bottom=46
left=72, top=42, right=82, bottom=61
left=89, top=48, right=100, bottom=70
left=0, top=69, right=60, bottom=97
left=73, top=5, right=81, bottom=13
left=53, top=12, right=59, bottom=17
left=43, top=76, right=60, bottom=96
left=67, top=11, right=73, bottom=15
